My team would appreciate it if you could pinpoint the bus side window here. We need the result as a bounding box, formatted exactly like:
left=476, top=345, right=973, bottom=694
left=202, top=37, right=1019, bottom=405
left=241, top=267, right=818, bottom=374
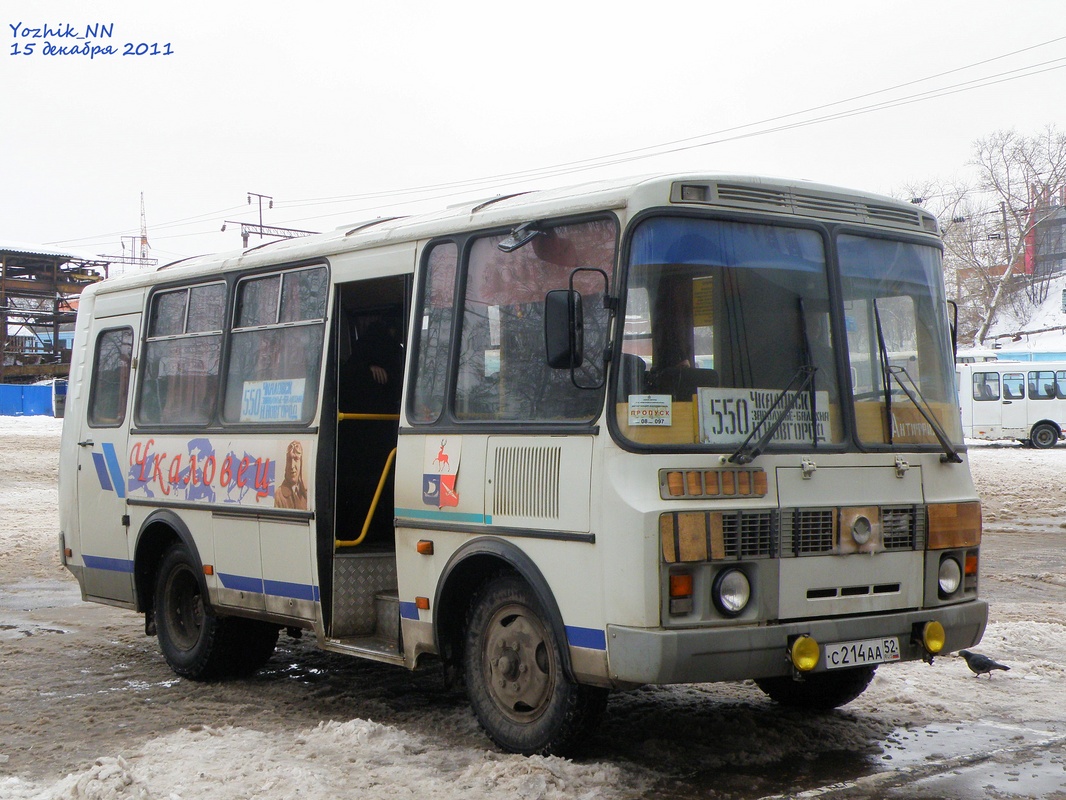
left=1057, top=371, right=1066, bottom=399
left=88, top=327, right=134, bottom=427
left=972, top=372, right=999, bottom=402
left=1003, top=373, right=1024, bottom=399
left=1029, top=370, right=1055, bottom=400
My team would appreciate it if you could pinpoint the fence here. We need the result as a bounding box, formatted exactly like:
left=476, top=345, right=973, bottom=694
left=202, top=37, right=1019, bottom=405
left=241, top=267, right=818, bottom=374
left=0, top=384, right=56, bottom=416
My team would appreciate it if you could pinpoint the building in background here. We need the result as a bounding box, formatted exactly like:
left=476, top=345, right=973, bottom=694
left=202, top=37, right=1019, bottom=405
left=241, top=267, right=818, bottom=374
left=1, top=241, right=106, bottom=385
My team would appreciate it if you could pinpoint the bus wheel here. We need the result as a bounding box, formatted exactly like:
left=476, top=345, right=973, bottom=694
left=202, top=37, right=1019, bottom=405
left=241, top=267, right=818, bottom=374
left=227, top=619, right=280, bottom=676
left=463, top=575, right=607, bottom=755
left=755, top=666, right=876, bottom=711
left=1030, top=423, right=1059, bottom=449
left=154, top=543, right=230, bottom=681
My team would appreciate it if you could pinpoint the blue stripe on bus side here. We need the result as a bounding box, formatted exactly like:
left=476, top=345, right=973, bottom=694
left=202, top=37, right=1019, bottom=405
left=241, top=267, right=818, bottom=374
left=399, top=601, right=419, bottom=620
left=83, top=554, right=134, bottom=573
left=91, top=452, right=114, bottom=492
left=566, top=625, right=607, bottom=651
left=102, top=442, right=126, bottom=499
left=218, top=572, right=263, bottom=593
left=218, top=573, right=319, bottom=602
left=263, top=578, right=320, bottom=602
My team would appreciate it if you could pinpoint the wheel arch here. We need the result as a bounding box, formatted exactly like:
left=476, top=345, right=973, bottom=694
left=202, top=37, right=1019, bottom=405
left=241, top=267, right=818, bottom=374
left=433, top=536, right=577, bottom=682
left=133, top=509, right=208, bottom=616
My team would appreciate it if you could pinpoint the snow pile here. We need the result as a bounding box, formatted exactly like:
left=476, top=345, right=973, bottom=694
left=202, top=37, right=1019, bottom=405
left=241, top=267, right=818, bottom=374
left=2, top=720, right=648, bottom=800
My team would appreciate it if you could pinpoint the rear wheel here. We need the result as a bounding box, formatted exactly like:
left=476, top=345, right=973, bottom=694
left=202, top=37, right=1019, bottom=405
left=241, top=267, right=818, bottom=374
left=463, top=575, right=607, bottom=755
left=755, top=666, right=877, bottom=710
left=227, top=618, right=280, bottom=676
left=154, top=543, right=230, bottom=681
left=1030, top=422, right=1059, bottom=449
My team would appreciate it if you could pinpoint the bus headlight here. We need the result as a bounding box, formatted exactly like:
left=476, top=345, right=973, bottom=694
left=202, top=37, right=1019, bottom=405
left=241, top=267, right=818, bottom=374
left=938, top=556, right=962, bottom=596
left=712, top=568, right=750, bottom=617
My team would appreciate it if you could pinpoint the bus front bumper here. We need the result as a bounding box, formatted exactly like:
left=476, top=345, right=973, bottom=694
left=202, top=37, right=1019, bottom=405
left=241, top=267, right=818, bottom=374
left=605, top=600, right=988, bottom=686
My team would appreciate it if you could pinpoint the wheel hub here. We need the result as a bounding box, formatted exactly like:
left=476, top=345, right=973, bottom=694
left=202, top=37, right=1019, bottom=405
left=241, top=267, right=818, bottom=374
left=484, top=606, right=554, bottom=721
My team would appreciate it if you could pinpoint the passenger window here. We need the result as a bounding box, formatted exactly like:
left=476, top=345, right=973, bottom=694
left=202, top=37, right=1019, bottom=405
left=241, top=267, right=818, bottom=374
left=1028, top=370, right=1055, bottom=400
left=138, top=283, right=226, bottom=426
left=972, top=372, right=999, bottom=402
left=223, top=266, right=327, bottom=424
left=88, top=327, right=133, bottom=427
left=1002, top=373, right=1024, bottom=399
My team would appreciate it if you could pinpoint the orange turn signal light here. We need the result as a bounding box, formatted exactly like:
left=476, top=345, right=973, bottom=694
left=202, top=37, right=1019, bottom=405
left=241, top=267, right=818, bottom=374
left=203, top=564, right=214, bottom=576
left=415, top=596, right=430, bottom=610
left=669, top=573, right=694, bottom=598
left=416, top=540, right=434, bottom=555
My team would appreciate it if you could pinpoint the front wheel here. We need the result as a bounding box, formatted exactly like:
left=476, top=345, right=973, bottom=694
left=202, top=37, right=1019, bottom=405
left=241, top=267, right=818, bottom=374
left=1030, top=422, right=1059, bottom=449
left=463, top=575, right=607, bottom=755
left=755, top=666, right=876, bottom=710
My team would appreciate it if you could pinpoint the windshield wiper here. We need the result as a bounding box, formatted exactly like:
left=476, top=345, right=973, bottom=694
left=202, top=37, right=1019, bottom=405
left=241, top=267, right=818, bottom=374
left=871, top=299, right=961, bottom=464
left=729, top=366, right=817, bottom=465
left=886, top=364, right=963, bottom=463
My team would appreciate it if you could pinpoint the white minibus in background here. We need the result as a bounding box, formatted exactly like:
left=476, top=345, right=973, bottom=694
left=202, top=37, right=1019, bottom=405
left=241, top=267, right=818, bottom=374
left=58, top=173, right=987, bottom=755
left=957, top=360, right=1066, bottom=447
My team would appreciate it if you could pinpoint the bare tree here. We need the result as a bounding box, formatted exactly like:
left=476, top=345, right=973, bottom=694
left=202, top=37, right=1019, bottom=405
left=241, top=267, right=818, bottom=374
left=971, top=126, right=1066, bottom=345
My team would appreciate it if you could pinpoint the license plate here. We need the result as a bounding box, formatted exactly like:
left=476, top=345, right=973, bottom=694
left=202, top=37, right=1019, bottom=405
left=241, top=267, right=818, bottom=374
left=824, top=637, right=900, bottom=669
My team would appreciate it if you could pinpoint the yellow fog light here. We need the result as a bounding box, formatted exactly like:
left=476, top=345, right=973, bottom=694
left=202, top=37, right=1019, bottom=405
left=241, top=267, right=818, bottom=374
left=790, top=635, right=820, bottom=672
left=922, top=621, right=946, bottom=655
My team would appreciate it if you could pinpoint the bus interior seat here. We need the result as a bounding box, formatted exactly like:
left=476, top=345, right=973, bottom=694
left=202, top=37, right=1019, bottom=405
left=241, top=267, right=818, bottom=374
left=675, top=366, right=720, bottom=399
left=651, top=365, right=720, bottom=400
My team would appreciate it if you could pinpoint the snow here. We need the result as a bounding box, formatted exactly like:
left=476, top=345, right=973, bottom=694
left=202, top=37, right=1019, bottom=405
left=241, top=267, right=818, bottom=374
left=2, top=417, right=1066, bottom=799
left=984, top=272, right=1066, bottom=357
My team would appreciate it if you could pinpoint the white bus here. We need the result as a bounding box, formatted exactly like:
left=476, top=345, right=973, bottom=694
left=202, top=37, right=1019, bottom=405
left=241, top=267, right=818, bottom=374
left=58, top=174, right=987, bottom=755
left=957, top=360, right=1066, bottom=447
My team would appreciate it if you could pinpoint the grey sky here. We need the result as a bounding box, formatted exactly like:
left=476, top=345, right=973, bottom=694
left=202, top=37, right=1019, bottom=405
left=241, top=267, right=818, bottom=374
left=3, top=0, right=1065, bottom=263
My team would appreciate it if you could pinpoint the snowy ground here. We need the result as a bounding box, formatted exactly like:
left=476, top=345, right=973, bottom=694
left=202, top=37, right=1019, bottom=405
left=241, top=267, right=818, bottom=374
left=2, top=417, right=1066, bottom=799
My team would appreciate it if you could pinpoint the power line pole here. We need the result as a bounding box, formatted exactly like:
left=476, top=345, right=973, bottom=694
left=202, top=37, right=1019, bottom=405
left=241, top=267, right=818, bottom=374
left=247, top=192, right=273, bottom=238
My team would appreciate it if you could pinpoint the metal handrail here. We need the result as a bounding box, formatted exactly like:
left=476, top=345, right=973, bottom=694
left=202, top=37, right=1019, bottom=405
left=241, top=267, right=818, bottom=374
left=334, top=407, right=399, bottom=547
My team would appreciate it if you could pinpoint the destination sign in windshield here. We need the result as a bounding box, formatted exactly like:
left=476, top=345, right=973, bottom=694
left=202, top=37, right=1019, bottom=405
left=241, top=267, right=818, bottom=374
left=697, top=388, right=829, bottom=444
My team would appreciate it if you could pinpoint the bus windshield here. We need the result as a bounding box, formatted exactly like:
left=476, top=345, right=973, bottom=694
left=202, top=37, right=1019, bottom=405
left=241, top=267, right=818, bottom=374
left=839, top=234, right=962, bottom=449
left=614, top=216, right=960, bottom=451
left=615, top=216, right=841, bottom=449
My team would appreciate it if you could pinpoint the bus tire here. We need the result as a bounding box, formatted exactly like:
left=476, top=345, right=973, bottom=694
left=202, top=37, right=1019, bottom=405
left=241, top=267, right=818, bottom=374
left=226, top=619, right=280, bottom=676
left=1030, top=423, right=1059, bottom=449
left=154, top=543, right=230, bottom=681
left=755, top=665, right=876, bottom=711
left=463, top=574, right=607, bottom=755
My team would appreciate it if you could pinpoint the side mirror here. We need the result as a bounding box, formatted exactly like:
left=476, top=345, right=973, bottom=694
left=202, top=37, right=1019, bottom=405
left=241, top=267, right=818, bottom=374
left=544, top=289, right=584, bottom=369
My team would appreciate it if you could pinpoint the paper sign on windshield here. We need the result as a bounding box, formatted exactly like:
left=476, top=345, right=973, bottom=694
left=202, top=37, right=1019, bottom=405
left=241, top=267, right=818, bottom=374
left=697, top=388, right=829, bottom=444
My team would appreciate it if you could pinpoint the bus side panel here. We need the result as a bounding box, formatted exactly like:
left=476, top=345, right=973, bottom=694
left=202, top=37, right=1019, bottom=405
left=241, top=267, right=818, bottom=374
left=64, top=290, right=144, bottom=605
left=393, top=432, right=611, bottom=683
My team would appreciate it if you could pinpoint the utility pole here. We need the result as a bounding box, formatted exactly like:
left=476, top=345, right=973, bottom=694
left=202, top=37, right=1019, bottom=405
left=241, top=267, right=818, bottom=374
left=247, top=192, right=273, bottom=239
left=222, top=191, right=317, bottom=248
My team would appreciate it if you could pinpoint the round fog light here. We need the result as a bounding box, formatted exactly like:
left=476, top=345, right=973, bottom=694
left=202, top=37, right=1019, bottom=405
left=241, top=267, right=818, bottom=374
left=922, top=620, right=946, bottom=654
left=790, top=635, right=820, bottom=672
left=712, top=568, right=751, bottom=617
left=938, top=557, right=962, bottom=596
left=851, top=515, right=872, bottom=545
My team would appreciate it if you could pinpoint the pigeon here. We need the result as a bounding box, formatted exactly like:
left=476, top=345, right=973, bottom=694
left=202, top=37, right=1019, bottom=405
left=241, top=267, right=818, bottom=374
left=958, top=649, right=1010, bottom=678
